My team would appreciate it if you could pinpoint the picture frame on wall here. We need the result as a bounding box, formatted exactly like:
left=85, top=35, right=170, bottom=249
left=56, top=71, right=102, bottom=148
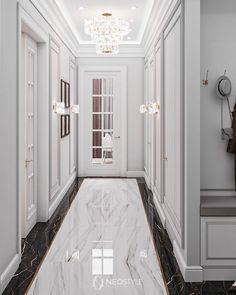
left=61, top=115, right=70, bottom=138
left=61, top=79, right=70, bottom=108
left=65, top=82, right=70, bottom=108
left=61, top=115, right=66, bottom=138
left=65, top=115, right=70, bottom=136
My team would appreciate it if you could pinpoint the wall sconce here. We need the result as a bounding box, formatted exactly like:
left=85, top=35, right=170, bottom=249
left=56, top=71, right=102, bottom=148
left=139, top=104, right=148, bottom=114
left=149, top=102, right=160, bottom=114
left=70, top=104, right=80, bottom=114
left=139, top=103, right=160, bottom=114
left=53, top=102, right=65, bottom=114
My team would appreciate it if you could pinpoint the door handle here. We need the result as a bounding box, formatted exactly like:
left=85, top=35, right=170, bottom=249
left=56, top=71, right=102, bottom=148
left=163, top=156, right=168, bottom=161
left=113, top=136, right=120, bottom=139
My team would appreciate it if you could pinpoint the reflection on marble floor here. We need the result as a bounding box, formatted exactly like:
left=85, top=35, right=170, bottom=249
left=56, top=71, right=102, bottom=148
left=27, top=179, right=167, bottom=295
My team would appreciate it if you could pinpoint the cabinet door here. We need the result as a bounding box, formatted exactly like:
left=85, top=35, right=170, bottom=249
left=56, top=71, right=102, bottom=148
left=163, top=7, right=182, bottom=243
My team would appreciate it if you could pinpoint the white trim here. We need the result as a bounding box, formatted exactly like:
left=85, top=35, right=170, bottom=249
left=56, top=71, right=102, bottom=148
left=201, top=190, right=236, bottom=197
left=28, top=0, right=79, bottom=56
left=78, top=65, right=128, bottom=177
left=49, top=172, right=77, bottom=218
left=0, top=254, right=20, bottom=294
left=77, top=44, right=144, bottom=58
left=203, top=268, right=236, bottom=281
left=153, top=189, right=166, bottom=228
left=173, top=241, right=203, bottom=282
left=144, top=172, right=151, bottom=189
left=126, top=171, right=145, bottom=178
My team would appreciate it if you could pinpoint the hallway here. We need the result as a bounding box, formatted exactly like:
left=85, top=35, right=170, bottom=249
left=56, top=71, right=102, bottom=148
left=1, top=0, right=236, bottom=294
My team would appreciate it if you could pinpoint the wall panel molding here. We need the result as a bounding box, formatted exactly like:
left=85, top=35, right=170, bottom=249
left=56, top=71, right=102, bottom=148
left=49, top=37, right=61, bottom=201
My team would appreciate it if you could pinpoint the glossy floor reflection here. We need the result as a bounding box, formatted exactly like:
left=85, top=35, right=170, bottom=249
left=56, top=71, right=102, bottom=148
left=26, top=179, right=167, bottom=295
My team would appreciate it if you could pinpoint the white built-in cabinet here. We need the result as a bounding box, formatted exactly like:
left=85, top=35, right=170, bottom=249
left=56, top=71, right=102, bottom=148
left=144, top=4, right=183, bottom=247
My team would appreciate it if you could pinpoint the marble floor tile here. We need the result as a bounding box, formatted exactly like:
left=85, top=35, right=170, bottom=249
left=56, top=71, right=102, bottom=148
left=26, top=179, right=168, bottom=295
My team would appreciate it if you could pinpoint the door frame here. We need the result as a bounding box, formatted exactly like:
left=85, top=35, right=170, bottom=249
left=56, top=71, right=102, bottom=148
left=21, top=33, right=38, bottom=238
left=18, top=4, right=49, bottom=254
left=78, top=65, right=127, bottom=177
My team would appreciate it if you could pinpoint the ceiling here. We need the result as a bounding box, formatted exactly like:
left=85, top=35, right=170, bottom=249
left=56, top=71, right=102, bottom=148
left=55, top=0, right=154, bottom=44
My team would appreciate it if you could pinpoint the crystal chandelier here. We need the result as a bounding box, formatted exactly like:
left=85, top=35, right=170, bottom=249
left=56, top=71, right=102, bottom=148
left=85, top=13, right=131, bottom=54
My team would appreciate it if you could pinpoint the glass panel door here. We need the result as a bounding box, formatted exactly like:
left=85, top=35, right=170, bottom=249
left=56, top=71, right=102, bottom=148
left=92, top=78, right=114, bottom=165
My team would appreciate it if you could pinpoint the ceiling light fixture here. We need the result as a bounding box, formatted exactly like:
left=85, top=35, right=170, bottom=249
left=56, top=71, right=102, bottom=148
left=131, top=6, right=137, bottom=10
left=79, top=6, right=84, bottom=10
left=84, top=13, right=131, bottom=54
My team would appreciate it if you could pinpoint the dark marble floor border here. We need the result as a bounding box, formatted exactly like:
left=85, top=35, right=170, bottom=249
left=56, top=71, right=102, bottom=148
left=138, top=180, right=235, bottom=295
left=3, top=178, right=84, bottom=295
left=3, top=177, right=235, bottom=295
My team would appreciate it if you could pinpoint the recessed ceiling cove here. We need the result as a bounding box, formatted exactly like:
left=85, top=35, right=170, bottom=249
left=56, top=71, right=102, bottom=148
left=55, top=0, right=154, bottom=44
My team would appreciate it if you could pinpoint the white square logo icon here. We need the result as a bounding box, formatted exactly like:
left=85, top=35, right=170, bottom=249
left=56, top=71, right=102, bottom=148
left=92, top=248, right=113, bottom=275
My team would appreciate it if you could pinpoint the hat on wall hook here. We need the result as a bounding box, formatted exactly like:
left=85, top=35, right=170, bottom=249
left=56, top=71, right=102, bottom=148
left=216, top=72, right=232, bottom=100
left=216, top=72, right=233, bottom=140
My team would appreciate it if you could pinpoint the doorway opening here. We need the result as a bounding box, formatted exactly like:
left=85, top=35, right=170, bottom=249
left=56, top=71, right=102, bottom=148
left=79, top=66, right=127, bottom=177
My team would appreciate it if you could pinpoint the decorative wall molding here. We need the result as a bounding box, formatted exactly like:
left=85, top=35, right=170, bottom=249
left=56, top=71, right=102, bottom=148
left=77, top=44, right=145, bottom=58
left=0, top=254, right=20, bottom=293
left=49, top=37, right=61, bottom=201
left=69, top=58, right=77, bottom=176
left=29, top=0, right=79, bottom=56
left=142, top=0, right=181, bottom=57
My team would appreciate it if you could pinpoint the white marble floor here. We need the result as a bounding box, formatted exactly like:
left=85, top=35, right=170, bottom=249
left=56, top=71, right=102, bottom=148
left=27, top=179, right=167, bottom=295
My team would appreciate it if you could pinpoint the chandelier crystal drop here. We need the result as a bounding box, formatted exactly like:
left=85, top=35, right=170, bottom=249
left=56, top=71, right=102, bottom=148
left=84, top=13, right=131, bottom=54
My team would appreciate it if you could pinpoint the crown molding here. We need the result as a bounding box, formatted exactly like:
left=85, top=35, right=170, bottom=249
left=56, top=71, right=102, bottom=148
left=141, top=0, right=181, bottom=57
left=29, top=0, right=79, bottom=56
left=77, top=44, right=145, bottom=58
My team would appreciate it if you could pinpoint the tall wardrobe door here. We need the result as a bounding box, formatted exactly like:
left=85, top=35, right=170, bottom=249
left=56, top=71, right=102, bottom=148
left=163, top=8, right=182, bottom=242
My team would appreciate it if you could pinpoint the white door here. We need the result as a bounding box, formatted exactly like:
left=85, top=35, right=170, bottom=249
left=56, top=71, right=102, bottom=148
left=21, top=34, right=38, bottom=238
left=80, top=70, right=126, bottom=176
left=163, top=9, right=182, bottom=241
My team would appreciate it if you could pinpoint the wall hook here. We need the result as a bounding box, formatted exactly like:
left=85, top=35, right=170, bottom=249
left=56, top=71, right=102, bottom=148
left=202, top=70, right=209, bottom=86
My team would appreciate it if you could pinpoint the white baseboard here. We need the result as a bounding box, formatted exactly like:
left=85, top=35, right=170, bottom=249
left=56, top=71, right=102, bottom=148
left=0, top=254, right=20, bottom=293
left=173, top=240, right=203, bottom=282
left=144, top=172, right=150, bottom=189
left=203, top=267, right=236, bottom=281
left=49, top=172, right=77, bottom=218
left=126, top=171, right=144, bottom=177
left=152, top=191, right=166, bottom=228
left=201, top=189, right=236, bottom=197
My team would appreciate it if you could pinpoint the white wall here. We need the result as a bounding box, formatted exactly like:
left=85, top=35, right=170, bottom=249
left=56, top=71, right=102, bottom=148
left=201, top=0, right=236, bottom=193
left=0, top=0, right=18, bottom=278
left=142, top=0, right=202, bottom=281
left=78, top=57, right=144, bottom=174
left=1, top=0, right=78, bottom=291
